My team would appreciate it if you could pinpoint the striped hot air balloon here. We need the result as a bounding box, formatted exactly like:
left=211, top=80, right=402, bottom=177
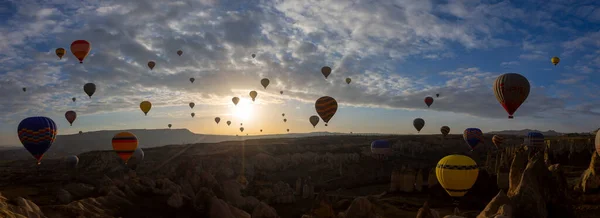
left=436, top=155, right=479, bottom=198
left=17, top=117, right=58, bottom=164
left=492, top=135, right=504, bottom=149
left=463, top=128, right=483, bottom=150
left=371, top=140, right=392, bottom=160
left=493, top=73, right=530, bottom=119
left=315, top=96, right=338, bottom=126
left=440, top=126, right=450, bottom=137
left=112, top=132, right=138, bottom=164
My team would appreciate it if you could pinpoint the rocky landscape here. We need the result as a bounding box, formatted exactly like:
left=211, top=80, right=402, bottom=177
left=0, top=134, right=598, bottom=217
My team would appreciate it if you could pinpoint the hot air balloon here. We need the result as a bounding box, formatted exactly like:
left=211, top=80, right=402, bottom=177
left=55, top=48, right=65, bottom=60
left=321, top=66, right=332, bottom=79
left=424, top=97, right=434, bottom=108
left=252, top=54, right=256, bottom=58
left=148, top=61, right=156, bottom=70
left=282, top=113, right=285, bottom=117
left=371, top=140, right=392, bottom=160
left=127, top=147, right=145, bottom=170
left=22, top=87, right=26, bottom=92
left=280, top=91, right=283, bottom=95
left=140, top=101, right=152, bottom=116
left=309, top=115, right=320, bottom=127
left=232, top=97, right=240, bottom=106
left=112, top=132, right=138, bottom=164
left=168, top=124, right=172, bottom=129
left=215, top=117, right=220, bottom=124
left=463, top=128, right=483, bottom=150
left=65, top=111, right=77, bottom=126
left=440, top=126, right=450, bottom=137
left=227, top=121, right=231, bottom=126
left=177, top=50, right=183, bottom=56
left=79, top=131, right=83, bottom=134
left=492, top=135, right=504, bottom=149
left=260, top=129, right=263, bottom=132
left=70, top=40, right=91, bottom=63
left=525, top=132, right=544, bottom=150
left=436, top=93, right=440, bottom=97
left=315, top=96, right=338, bottom=125
left=240, top=123, right=243, bottom=126
left=72, top=97, right=76, bottom=102
left=249, top=91, right=258, bottom=102
left=283, top=119, right=287, bottom=123
left=83, top=83, right=96, bottom=98
left=189, top=102, right=195, bottom=109
left=595, top=130, right=600, bottom=155
left=190, top=78, right=195, bottom=83
left=493, top=73, right=530, bottom=119
left=17, top=117, right=57, bottom=164
left=240, top=127, right=244, bottom=132
left=413, top=118, right=425, bottom=133
left=287, top=129, right=290, bottom=132
left=191, top=113, right=195, bottom=118
left=261, top=78, right=270, bottom=89
left=436, top=155, right=479, bottom=198
left=346, top=78, right=351, bottom=84
left=551, top=56, right=560, bottom=66
left=66, top=155, right=79, bottom=169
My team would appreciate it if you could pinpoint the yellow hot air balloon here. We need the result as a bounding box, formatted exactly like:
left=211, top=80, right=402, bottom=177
left=436, top=155, right=479, bottom=198
left=55, top=48, right=65, bottom=60
left=140, top=101, right=152, bottom=116
left=551, top=56, right=560, bottom=66
left=249, top=91, right=258, bottom=102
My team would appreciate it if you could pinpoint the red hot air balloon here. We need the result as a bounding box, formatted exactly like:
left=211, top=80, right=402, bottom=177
left=65, top=111, right=77, bottom=126
left=70, top=40, right=91, bottom=63
left=493, top=73, right=530, bottom=119
left=424, top=97, right=434, bottom=108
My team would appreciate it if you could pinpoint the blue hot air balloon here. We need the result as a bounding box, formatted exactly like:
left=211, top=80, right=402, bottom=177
left=463, top=128, right=483, bottom=150
left=17, top=116, right=57, bottom=164
left=371, top=140, right=392, bottom=159
left=525, top=132, right=544, bottom=149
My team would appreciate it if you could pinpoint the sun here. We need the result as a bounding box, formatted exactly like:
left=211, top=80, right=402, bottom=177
left=232, top=99, right=255, bottom=121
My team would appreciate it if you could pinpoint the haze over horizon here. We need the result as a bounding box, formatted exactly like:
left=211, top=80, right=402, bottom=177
left=1, top=0, right=600, bottom=146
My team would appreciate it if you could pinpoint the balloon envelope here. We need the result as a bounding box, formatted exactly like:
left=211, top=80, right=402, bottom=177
left=424, top=97, right=434, bottom=108
left=463, top=128, right=483, bottom=150
left=18, top=117, right=57, bottom=164
left=56, top=48, right=65, bottom=59
left=436, top=155, right=479, bottom=197
left=190, top=78, right=195, bottom=83
left=493, top=73, right=530, bottom=119
left=66, top=155, right=79, bottom=169
left=189, top=102, right=195, bottom=109
left=140, top=101, right=152, bottom=115
left=250, top=91, right=258, bottom=101
left=148, top=61, right=156, bottom=70
left=371, top=140, right=392, bottom=156
left=83, top=83, right=96, bottom=98
left=440, top=126, right=450, bottom=137
left=177, top=50, right=183, bottom=56
left=309, top=116, right=320, bottom=127
left=215, top=117, right=221, bottom=124
left=413, top=118, right=425, bottom=132
left=321, top=66, right=332, bottom=78
left=525, top=132, right=544, bottom=148
left=232, top=97, right=240, bottom=105
left=551, top=56, right=560, bottom=66
left=112, top=132, right=138, bottom=163
left=127, top=147, right=145, bottom=169
left=65, top=111, right=77, bottom=126
left=70, top=40, right=91, bottom=63
left=492, top=135, right=504, bottom=148
left=315, top=96, right=338, bottom=124
left=261, top=78, right=270, bottom=89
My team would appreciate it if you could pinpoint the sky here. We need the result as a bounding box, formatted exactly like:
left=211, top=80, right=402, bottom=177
left=1, top=0, right=600, bottom=146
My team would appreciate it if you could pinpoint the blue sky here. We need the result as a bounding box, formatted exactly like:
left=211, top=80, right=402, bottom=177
left=0, top=0, right=600, bottom=146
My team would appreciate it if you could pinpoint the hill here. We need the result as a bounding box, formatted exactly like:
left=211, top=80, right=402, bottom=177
left=487, top=129, right=564, bottom=136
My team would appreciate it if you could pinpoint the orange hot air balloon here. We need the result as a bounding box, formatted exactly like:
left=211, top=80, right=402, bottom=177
left=493, top=73, right=530, bottom=119
left=148, top=61, right=156, bottom=70
left=321, top=66, right=332, bottom=79
left=315, top=96, right=338, bottom=124
left=65, top=111, right=77, bottom=126
left=112, top=132, right=138, bottom=164
left=55, top=48, right=65, bottom=60
left=70, top=40, right=91, bottom=63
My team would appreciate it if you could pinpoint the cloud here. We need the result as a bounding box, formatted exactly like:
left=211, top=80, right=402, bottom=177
left=556, top=75, right=587, bottom=85
left=500, top=61, right=519, bottom=67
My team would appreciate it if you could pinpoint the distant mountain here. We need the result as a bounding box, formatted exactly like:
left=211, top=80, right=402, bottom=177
left=487, top=129, right=564, bottom=136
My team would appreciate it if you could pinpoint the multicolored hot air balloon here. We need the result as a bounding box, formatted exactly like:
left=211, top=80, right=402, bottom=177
left=84, top=83, right=96, bottom=98
left=346, top=78, right=351, bottom=84
left=321, top=66, right=332, bottom=79
left=424, top=97, right=434, bottom=108
left=227, top=121, right=231, bottom=126
left=463, top=128, right=483, bottom=150
left=551, top=56, right=560, bottom=66
left=440, top=126, right=450, bottom=137
left=250, top=91, right=258, bottom=102
left=413, top=118, right=425, bottom=133
left=525, top=132, right=544, bottom=149
left=215, top=117, right=220, bottom=124
left=261, top=78, right=270, bottom=89
left=177, top=50, right=183, bottom=56
left=17, top=117, right=57, bottom=164
left=72, top=97, right=76, bottom=102
left=436, top=155, right=479, bottom=198
left=140, top=101, right=152, bottom=116
left=493, top=73, right=530, bottom=119
left=240, top=127, right=244, bottom=132
left=148, top=61, right=156, bottom=70
left=309, top=115, right=319, bottom=128
left=315, top=96, right=338, bottom=125
left=55, top=48, right=65, bottom=60
left=191, top=113, right=195, bottom=118
left=232, top=97, right=240, bottom=106
left=371, top=140, right=392, bottom=159
left=65, top=111, right=77, bottom=126
left=190, top=78, right=195, bottom=83
left=189, top=102, right=195, bottom=109
left=168, top=124, right=172, bottom=129
left=70, top=40, right=91, bottom=63
left=492, top=135, right=504, bottom=149
left=112, top=132, right=138, bottom=164
left=66, top=155, right=79, bottom=169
